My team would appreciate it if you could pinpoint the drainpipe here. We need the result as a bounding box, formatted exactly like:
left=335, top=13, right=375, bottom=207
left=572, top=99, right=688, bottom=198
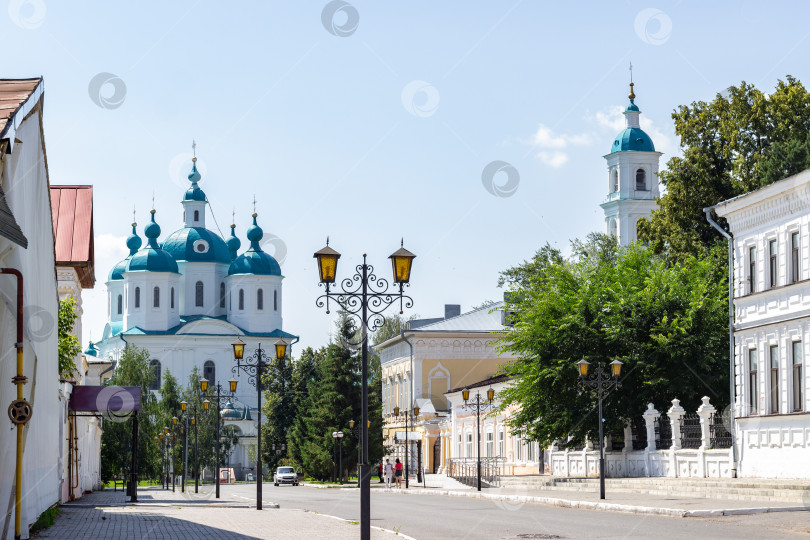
left=400, top=331, right=415, bottom=484
left=1, top=268, right=25, bottom=539
left=703, top=209, right=738, bottom=478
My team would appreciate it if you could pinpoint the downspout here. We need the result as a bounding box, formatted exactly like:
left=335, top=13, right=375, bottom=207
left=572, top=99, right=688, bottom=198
left=1, top=268, right=25, bottom=539
left=703, top=208, right=738, bottom=478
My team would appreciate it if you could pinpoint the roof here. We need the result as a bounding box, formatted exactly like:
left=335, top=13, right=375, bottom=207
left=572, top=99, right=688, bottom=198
left=228, top=250, right=282, bottom=276
left=610, top=127, right=655, bottom=153
left=710, top=167, right=810, bottom=218
left=447, top=374, right=510, bottom=394
left=117, top=314, right=298, bottom=338
left=162, top=227, right=231, bottom=264
left=127, top=247, right=179, bottom=274
left=0, top=78, right=41, bottom=143
left=413, top=302, right=507, bottom=332
left=51, top=185, right=95, bottom=288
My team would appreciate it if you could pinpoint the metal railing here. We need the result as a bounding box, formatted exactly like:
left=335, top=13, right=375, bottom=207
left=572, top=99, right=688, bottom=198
left=448, top=457, right=504, bottom=488
left=631, top=417, right=647, bottom=450
left=680, top=413, right=702, bottom=449
left=655, top=414, right=672, bottom=450
left=709, top=412, right=732, bottom=449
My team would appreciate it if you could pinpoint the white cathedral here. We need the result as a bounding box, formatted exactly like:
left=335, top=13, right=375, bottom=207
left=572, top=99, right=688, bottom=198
left=88, top=155, right=296, bottom=479
left=601, top=81, right=662, bottom=245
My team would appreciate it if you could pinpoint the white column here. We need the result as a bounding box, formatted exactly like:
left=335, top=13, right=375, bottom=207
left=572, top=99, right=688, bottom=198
left=696, top=396, right=716, bottom=450
left=643, top=403, right=660, bottom=451
left=667, top=398, right=685, bottom=449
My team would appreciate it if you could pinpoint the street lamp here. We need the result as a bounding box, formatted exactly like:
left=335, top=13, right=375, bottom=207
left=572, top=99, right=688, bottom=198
left=314, top=238, right=415, bottom=540
left=200, top=377, right=237, bottom=499
left=461, top=387, right=495, bottom=492
left=232, top=337, right=289, bottom=510
left=332, top=431, right=344, bottom=484
left=576, top=357, right=623, bottom=500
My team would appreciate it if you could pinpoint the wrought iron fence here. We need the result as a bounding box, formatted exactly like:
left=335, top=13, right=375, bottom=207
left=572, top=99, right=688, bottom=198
left=680, top=413, right=702, bottom=449
left=631, top=417, right=647, bottom=450
left=448, top=457, right=504, bottom=487
left=611, top=432, right=625, bottom=451
left=655, top=414, right=672, bottom=450
left=709, top=412, right=732, bottom=449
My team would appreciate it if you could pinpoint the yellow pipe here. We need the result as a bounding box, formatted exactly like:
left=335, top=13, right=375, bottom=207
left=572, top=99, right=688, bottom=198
left=15, top=347, right=22, bottom=540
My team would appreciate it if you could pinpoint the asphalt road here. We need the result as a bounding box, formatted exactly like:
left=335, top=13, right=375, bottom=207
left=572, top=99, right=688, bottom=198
left=222, top=483, right=810, bottom=540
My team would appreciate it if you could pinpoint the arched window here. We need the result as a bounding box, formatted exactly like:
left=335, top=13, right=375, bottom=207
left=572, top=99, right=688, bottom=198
left=465, top=431, right=473, bottom=458
left=195, top=281, right=204, bottom=307
left=612, top=169, right=619, bottom=192
left=608, top=218, right=617, bottom=238
left=193, top=210, right=199, bottom=222
left=134, top=287, right=140, bottom=308
left=274, top=290, right=278, bottom=311
left=149, top=360, right=161, bottom=390
left=170, top=287, right=175, bottom=309
left=117, top=294, right=122, bottom=315
left=220, top=283, right=226, bottom=308
left=153, top=286, right=160, bottom=307
left=239, top=289, right=245, bottom=310
left=257, top=288, right=264, bottom=310
left=203, top=360, right=215, bottom=385
left=635, top=168, right=646, bottom=190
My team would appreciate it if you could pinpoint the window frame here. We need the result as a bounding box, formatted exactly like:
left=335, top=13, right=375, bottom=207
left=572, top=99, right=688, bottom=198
left=792, top=341, right=803, bottom=412
left=203, top=360, right=216, bottom=386
left=170, top=287, right=175, bottom=309
left=749, top=245, right=757, bottom=294
left=748, top=348, right=758, bottom=415
left=153, top=286, right=160, bottom=308
left=770, top=344, right=779, bottom=414
left=195, top=281, right=204, bottom=307
left=220, top=283, right=226, bottom=308
left=791, top=231, right=800, bottom=283
left=238, top=289, right=245, bottom=311
left=635, top=168, right=646, bottom=191
left=769, top=239, right=778, bottom=289
left=149, top=360, right=161, bottom=391
left=117, top=294, right=123, bottom=315
left=134, top=286, right=140, bottom=309
left=257, top=288, right=264, bottom=311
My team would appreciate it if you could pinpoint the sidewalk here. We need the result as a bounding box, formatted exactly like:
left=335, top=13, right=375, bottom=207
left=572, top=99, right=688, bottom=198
left=392, top=485, right=810, bottom=517
left=41, top=487, right=405, bottom=539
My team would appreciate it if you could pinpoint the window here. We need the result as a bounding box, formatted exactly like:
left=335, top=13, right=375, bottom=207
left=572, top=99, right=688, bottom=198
left=220, top=283, right=225, bottom=308
left=170, top=287, right=175, bottom=309
left=769, top=240, right=777, bottom=288
left=485, top=431, right=494, bottom=458
left=134, top=287, right=140, bottom=308
left=515, top=433, right=523, bottom=461
left=793, top=341, right=803, bottom=412
left=527, top=441, right=536, bottom=461
left=611, top=170, right=618, bottom=192
left=117, top=294, right=122, bottom=315
left=749, top=349, right=758, bottom=415
left=149, top=360, right=161, bottom=390
left=608, top=218, right=617, bottom=239
left=257, top=288, right=264, bottom=310
left=274, top=290, right=278, bottom=311
left=457, top=433, right=462, bottom=457
left=498, top=430, right=504, bottom=457
left=239, top=289, right=244, bottom=310
left=193, top=210, right=199, bottom=222
left=635, top=168, right=646, bottom=190
left=195, top=281, right=204, bottom=307
left=770, top=345, right=779, bottom=414
left=749, top=246, right=756, bottom=294
left=465, top=432, right=473, bottom=458
left=153, top=286, right=160, bottom=308
left=204, top=360, right=215, bottom=385
left=792, top=232, right=800, bottom=283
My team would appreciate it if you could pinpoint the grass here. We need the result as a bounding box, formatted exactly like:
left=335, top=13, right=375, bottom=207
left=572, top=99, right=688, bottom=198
left=30, top=505, right=60, bottom=534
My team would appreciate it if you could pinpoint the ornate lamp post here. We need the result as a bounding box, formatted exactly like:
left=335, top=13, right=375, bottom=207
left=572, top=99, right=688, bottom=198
left=576, top=358, right=623, bottom=500
left=231, top=337, right=288, bottom=510
left=461, top=387, right=495, bottom=492
left=392, top=405, right=420, bottom=488
left=314, top=239, right=415, bottom=540
left=200, top=377, right=237, bottom=499
left=180, top=401, right=199, bottom=493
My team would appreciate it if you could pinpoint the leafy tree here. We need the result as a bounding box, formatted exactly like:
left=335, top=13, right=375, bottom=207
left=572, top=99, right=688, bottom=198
left=57, top=297, right=82, bottom=379
left=261, top=349, right=295, bottom=470
left=497, top=236, right=728, bottom=448
left=286, top=347, right=325, bottom=470
left=638, top=76, right=810, bottom=259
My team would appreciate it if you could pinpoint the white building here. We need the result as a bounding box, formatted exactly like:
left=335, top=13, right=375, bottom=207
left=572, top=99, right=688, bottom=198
left=600, top=81, right=662, bottom=246
left=93, top=156, right=296, bottom=479
left=711, top=170, right=810, bottom=478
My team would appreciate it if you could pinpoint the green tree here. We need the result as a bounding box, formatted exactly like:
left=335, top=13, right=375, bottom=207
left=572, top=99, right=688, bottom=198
left=261, top=349, right=295, bottom=470
left=57, top=297, right=82, bottom=379
left=497, top=236, right=728, bottom=447
left=638, top=76, right=810, bottom=259
left=286, top=347, right=325, bottom=470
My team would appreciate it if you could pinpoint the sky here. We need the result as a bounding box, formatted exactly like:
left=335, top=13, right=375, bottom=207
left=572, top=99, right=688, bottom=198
left=3, top=0, right=810, bottom=353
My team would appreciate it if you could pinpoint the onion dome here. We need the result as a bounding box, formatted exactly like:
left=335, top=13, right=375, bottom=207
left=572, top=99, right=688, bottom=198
left=227, top=213, right=282, bottom=276
left=162, top=227, right=231, bottom=264
left=221, top=400, right=241, bottom=419
left=610, top=82, right=655, bottom=153
left=84, top=341, right=98, bottom=357
left=108, top=222, right=142, bottom=281
left=127, top=209, right=179, bottom=273
left=226, top=224, right=241, bottom=261
left=183, top=158, right=206, bottom=202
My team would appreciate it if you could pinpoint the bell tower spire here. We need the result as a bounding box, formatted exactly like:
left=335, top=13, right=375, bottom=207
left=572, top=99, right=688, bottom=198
left=182, top=140, right=207, bottom=228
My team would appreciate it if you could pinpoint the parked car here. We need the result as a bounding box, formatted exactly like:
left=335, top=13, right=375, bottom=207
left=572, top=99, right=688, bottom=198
left=274, top=466, right=299, bottom=486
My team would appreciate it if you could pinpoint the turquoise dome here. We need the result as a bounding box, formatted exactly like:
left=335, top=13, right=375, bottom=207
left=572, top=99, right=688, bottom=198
left=227, top=213, right=282, bottom=276
left=162, top=227, right=232, bottom=264
left=127, top=210, right=179, bottom=274
left=226, top=224, right=241, bottom=261
left=84, top=341, right=98, bottom=357
left=221, top=400, right=241, bottom=419
left=109, top=223, right=142, bottom=281
left=611, top=127, right=655, bottom=153
left=625, top=99, right=640, bottom=112
left=183, top=160, right=206, bottom=202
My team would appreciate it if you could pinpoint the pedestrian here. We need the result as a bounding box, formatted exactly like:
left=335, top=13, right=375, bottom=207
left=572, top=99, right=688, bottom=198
left=394, top=458, right=403, bottom=488
left=377, top=462, right=384, bottom=483
left=383, top=459, right=394, bottom=490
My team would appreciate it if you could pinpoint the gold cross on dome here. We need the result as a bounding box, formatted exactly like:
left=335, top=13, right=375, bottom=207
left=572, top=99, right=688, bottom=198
left=252, top=195, right=257, bottom=214
left=192, top=139, right=196, bottom=158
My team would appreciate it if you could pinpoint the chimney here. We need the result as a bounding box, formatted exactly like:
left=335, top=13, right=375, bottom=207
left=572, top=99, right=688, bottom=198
left=444, top=304, right=461, bottom=320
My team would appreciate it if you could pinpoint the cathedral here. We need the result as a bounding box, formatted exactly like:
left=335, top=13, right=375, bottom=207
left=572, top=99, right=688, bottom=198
left=601, top=80, right=662, bottom=245
left=88, top=154, right=296, bottom=478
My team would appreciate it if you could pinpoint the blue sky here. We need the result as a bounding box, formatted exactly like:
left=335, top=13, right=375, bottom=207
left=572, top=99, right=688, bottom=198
left=4, top=1, right=810, bottom=352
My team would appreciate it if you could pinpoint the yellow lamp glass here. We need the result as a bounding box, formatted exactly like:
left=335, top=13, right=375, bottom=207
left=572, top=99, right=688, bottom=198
left=486, top=388, right=495, bottom=402
left=229, top=378, right=238, bottom=393
left=394, top=406, right=400, bottom=417
left=349, top=419, right=355, bottom=429
left=191, top=417, right=196, bottom=426
left=462, top=388, right=470, bottom=402
left=172, top=416, right=178, bottom=426
left=200, top=378, right=209, bottom=392
left=232, top=337, right=245, bottom=360
left=275, top=340, right=287, bottom=360
left=367, top=420, right=370, bottom=428
left=313, top=242, right=341, bottom=284
left=413, top=407, right=420, bottom=417
left=203, top=400, right=210, bottom=411
left=154, top=436, right=159, bottom=443
left=576, top=358, right=590, bottom=377
left=610, top=359, right=623, bottom=377
left=180, top=401, right=187, bottom=412
left=159, top=433, right=164, bottom=440
left=164, top=427, right=169, bottom=434
left=389, top=244, right=416, bottom=284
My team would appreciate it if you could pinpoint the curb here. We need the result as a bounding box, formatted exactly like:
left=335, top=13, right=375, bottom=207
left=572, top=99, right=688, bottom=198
left=395, top=488, right=810, bottom=518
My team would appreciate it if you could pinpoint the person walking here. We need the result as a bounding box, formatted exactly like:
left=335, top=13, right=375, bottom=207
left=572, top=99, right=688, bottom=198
left=383, top=459, right=394, bottom=490
left=394, top=458, right=403, bottom=488
left=377, top=462, right=384, bottom=483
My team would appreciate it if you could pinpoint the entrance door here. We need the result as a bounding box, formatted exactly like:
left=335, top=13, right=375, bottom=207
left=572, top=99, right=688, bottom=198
left=433, top=438, right=440, bottom=473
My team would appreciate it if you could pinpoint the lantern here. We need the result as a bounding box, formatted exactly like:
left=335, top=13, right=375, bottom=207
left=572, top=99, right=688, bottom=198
left=232, top=337, right=245, bottom=360
left=462, top=388, right=470, bottom=402
left=486, top=387, right=495, bottom=402
left=275, top=339, right=288, bottom=360
left=394, top=406, right=400, bottom=417
left=413, top=406, right=420, bottom=417
left=203, top=400, right=210, bottom=411
left=313, top=240, right=341, bottom=284
left=576, top=358, right=591, bottom=377
left=200, top=378, right=209, bottom=393
left=610, top=359, right=623, bottom=378
left=229, top=378, right=238, bottom=393
left=180, top=401, right=187, bottom=412
left=389, top=241, right=416, bottom=285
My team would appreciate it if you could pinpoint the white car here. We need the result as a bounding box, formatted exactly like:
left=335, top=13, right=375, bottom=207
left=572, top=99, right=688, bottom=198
left=274, top=466, right=299, bottom=486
